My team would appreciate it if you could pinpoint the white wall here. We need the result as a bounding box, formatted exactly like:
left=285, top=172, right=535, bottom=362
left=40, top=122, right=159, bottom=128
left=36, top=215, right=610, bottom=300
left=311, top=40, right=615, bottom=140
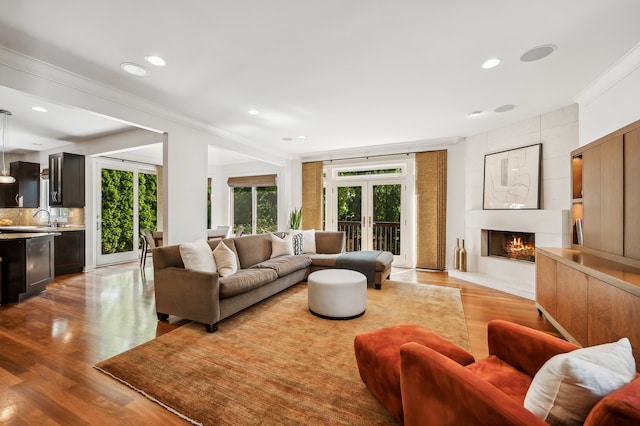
left=449, top=104, right=578, bottom=299
left=210, top=160, right=293, bottom=232
left=0, top=46, right=293, bottom=252
left=445, top=142, right=466, bottom=269
left=576, top=42, right=640, bottom=145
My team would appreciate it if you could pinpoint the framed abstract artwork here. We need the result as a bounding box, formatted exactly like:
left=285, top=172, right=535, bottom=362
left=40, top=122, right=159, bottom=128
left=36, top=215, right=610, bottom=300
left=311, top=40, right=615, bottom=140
left=483, top=143, right=542, bottom=210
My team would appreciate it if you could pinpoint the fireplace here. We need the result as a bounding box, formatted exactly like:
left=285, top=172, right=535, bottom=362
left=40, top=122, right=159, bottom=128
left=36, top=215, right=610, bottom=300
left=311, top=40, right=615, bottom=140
left=483, top=230, right=535, bottom=262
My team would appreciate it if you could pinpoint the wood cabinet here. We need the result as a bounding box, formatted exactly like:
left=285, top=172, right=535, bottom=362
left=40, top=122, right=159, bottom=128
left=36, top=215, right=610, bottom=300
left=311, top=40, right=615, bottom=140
left=536, top=248, right=640, bottom=366
left=0, top=161, right=40, bottom=208
left=54, top=230, right=85, bottom=276
left=624, top=127, right=640, bottom=260
left=49, top=152, right=85, bottom=207
left=0, top=234, right=55, bottom=303
left=571, top=118, right=640, bottom=264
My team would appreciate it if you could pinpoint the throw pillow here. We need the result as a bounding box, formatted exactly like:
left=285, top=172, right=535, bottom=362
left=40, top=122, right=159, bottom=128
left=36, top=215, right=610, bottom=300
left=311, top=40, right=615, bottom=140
left=524, top=337, right=636, bottom=426
left=292, top=232, right=304, bottom=255
left=179, top=239, right=216, bottom=273
left=270, top=233, right=294, bottom=258
left=213, top=241, right=238, bottom=277
left=301, top=229, right=316, bottom=253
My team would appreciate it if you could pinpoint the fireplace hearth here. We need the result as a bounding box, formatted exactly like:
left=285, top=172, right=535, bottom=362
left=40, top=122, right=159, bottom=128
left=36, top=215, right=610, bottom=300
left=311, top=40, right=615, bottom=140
left=483, top=230, right=535, bottom=262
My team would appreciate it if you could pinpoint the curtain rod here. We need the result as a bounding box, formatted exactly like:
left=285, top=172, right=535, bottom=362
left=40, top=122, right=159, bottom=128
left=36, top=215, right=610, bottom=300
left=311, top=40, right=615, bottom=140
left=323, top=152, right=413, bottom=163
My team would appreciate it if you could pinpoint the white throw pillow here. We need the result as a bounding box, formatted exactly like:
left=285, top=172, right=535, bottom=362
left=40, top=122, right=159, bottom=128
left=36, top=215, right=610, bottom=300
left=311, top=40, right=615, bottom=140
left=524, top=337, right=636, bottom=426
left=298, top=229, right=316, bottom=253
left=179, top=239, right=216, bottom=273
left=271, top=233, right=294, bottom=258
left=212, top=241, right=238, bottom=277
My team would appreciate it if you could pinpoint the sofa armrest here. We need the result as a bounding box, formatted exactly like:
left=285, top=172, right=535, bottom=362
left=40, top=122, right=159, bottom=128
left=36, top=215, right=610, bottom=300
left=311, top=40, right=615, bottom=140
left=154, top=266, right=221, bottom=326
left=487, top=319, right=579, bottom=377
left=399, top=342, right=547, bottom=426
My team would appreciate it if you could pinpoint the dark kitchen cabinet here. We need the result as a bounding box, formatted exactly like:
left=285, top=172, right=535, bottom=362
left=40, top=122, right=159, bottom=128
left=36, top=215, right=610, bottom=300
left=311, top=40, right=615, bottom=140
left=0, top=234, right=54, bottom=303
left=0, top=161, right=40, bottom=208
left=54, top=230, right=85, bottom=276
left=49, top=152, right=85, bottom=207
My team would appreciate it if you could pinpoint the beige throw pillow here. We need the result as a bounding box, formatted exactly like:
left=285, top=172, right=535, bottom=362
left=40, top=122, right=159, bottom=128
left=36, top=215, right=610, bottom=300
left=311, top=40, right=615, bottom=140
left=213, top=241, right=238, bottom=277
left=179, top=239, right=216, bottom=273
left=271, top=233, right=294, bottom=258
left=524, top=337, right=636, bottom=426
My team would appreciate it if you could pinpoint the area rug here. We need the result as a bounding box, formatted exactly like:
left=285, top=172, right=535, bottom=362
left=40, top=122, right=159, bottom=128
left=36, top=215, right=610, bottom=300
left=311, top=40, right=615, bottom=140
left=95, top=281, right=469, bottom=425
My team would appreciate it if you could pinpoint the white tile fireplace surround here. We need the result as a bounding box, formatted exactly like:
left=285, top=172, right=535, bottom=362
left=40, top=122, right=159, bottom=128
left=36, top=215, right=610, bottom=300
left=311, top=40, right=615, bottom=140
left=449, top=209, right=570, bottom=300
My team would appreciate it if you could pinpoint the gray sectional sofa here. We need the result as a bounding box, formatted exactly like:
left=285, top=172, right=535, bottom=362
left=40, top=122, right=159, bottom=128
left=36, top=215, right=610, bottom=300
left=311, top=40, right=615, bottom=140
left=152, top=230, right=392, bottom=332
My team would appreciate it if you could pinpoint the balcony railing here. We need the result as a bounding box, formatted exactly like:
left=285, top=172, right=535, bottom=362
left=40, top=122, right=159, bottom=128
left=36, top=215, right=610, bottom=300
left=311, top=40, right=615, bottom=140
left=337, top=221, right=401, bottom=255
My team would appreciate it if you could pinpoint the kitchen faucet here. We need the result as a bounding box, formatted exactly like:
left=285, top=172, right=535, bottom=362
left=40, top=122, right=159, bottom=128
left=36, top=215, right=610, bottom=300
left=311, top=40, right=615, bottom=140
left=33, top=209, right=52, bottom=227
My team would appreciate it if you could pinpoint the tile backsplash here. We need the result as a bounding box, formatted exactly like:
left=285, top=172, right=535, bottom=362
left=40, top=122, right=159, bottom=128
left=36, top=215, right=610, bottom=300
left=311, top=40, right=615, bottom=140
left=0, top=207, right=85, bottom=226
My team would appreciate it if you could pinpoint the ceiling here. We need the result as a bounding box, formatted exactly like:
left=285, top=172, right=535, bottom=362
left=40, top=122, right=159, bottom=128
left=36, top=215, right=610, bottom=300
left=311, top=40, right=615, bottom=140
left=0, top=1, right=639, bottom=163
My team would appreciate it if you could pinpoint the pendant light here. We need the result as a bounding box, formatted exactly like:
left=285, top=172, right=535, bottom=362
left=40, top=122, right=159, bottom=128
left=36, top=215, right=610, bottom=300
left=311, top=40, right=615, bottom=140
left=0, top=109, right=15, bottom=184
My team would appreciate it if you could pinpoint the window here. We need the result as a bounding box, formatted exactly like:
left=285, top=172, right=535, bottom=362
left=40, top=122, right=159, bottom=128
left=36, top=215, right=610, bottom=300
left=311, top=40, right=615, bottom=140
left=229, top=174, right=278, bottom=235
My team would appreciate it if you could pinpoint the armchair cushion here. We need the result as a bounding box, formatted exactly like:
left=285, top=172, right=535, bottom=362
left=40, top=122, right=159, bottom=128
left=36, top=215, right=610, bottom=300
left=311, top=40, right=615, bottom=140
left=524, top=337, right=636, bottom=426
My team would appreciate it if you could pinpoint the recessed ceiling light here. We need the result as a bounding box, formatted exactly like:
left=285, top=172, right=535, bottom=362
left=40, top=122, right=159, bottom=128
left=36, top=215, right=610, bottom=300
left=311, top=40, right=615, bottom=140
left=31, top=106, right=48, bottom=113
left=494, top=104, right=516, bottom=113
left=145, top=55, right=166, bottom=67
left=282, top=137, right=293, bottom=142
left=520, top=44, right=557, bottom=62
left=467, top=111, right=483, bottom=118
left=32, top=142, right=43, bottom=146
left=248, top=109, right=260, bottom=115
left=120, top=62, right=149, bottom=77
left=482, top=58, right=501, bottom=69
left=298, top=135, right=307, bottom=140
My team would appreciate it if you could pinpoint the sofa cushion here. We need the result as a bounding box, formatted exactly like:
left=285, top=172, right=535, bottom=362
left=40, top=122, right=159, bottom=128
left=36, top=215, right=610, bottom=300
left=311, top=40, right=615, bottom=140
left=219, top=268, right=278, bottom=299
left=213, top=241, right=238, bottom=277
left=306, top=253, right=340, bottom=268
left=252, top=255, right=312, bottom=277
left=270, top=233, right=294, bottom=258
left=179, top=239, right=216, bottom=273
left=524, top=337, right=636, bottom=426
left=233, top=233, right=272, bottom=268
left=466, top=355, right=533, bottom=404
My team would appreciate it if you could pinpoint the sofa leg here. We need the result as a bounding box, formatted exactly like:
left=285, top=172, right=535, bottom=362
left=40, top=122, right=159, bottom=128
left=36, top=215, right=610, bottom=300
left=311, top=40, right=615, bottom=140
left=157, top=312, right=169, bottom=321
left=375, top=283, right=381, bottom=290
left=205, top=322, right=219, bottom=333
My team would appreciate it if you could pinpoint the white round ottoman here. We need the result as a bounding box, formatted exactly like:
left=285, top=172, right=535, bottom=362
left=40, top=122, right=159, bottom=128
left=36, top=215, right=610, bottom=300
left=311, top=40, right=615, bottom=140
left=307, top=269, right=367, bottom=319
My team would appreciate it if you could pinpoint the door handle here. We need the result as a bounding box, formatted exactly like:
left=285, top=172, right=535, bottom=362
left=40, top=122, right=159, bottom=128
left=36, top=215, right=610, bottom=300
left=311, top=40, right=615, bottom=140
left=369, top=216, right=372, bottom=227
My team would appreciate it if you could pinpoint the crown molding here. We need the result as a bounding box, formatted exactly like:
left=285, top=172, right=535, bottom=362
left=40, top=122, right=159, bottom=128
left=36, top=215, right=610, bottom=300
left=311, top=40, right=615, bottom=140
left=0, top=46, right=291, bottom=166
left=574, top=41, right=640, bottom=107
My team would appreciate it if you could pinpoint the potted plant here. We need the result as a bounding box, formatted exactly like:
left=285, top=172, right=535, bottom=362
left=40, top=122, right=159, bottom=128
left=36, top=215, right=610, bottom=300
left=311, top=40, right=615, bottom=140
left=289, top=207, right=302, bottom=230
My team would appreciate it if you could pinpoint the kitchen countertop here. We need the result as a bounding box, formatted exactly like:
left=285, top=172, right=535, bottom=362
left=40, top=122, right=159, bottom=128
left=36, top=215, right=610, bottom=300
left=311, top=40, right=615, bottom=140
left=0, top=225, right=86, bottom=233
left=0, top=232, right=60, bottom=240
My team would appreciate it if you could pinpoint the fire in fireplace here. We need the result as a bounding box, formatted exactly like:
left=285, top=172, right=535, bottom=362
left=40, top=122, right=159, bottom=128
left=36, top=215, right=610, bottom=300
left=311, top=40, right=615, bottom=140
left=486, top=230, right=535, bottom=262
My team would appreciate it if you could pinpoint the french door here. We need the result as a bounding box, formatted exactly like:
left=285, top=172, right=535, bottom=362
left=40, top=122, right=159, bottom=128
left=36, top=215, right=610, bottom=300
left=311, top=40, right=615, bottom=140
left=334, top=179, right=404, bottom=264
left=96, top=160, right=157, bottom=266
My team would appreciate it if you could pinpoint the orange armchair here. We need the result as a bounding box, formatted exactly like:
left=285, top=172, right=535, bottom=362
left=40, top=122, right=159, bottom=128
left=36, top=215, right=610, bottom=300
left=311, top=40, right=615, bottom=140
left=399, top=320, right=640, bottom=426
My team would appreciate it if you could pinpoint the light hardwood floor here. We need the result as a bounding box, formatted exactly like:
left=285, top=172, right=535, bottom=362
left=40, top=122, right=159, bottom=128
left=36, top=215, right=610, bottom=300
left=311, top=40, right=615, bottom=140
left=0, top=262, right=558, bottom=424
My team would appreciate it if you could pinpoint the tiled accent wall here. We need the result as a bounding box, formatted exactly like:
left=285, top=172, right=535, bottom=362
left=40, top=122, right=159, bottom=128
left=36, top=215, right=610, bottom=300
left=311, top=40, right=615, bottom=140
left=449, top=104, right=578, bottom=299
